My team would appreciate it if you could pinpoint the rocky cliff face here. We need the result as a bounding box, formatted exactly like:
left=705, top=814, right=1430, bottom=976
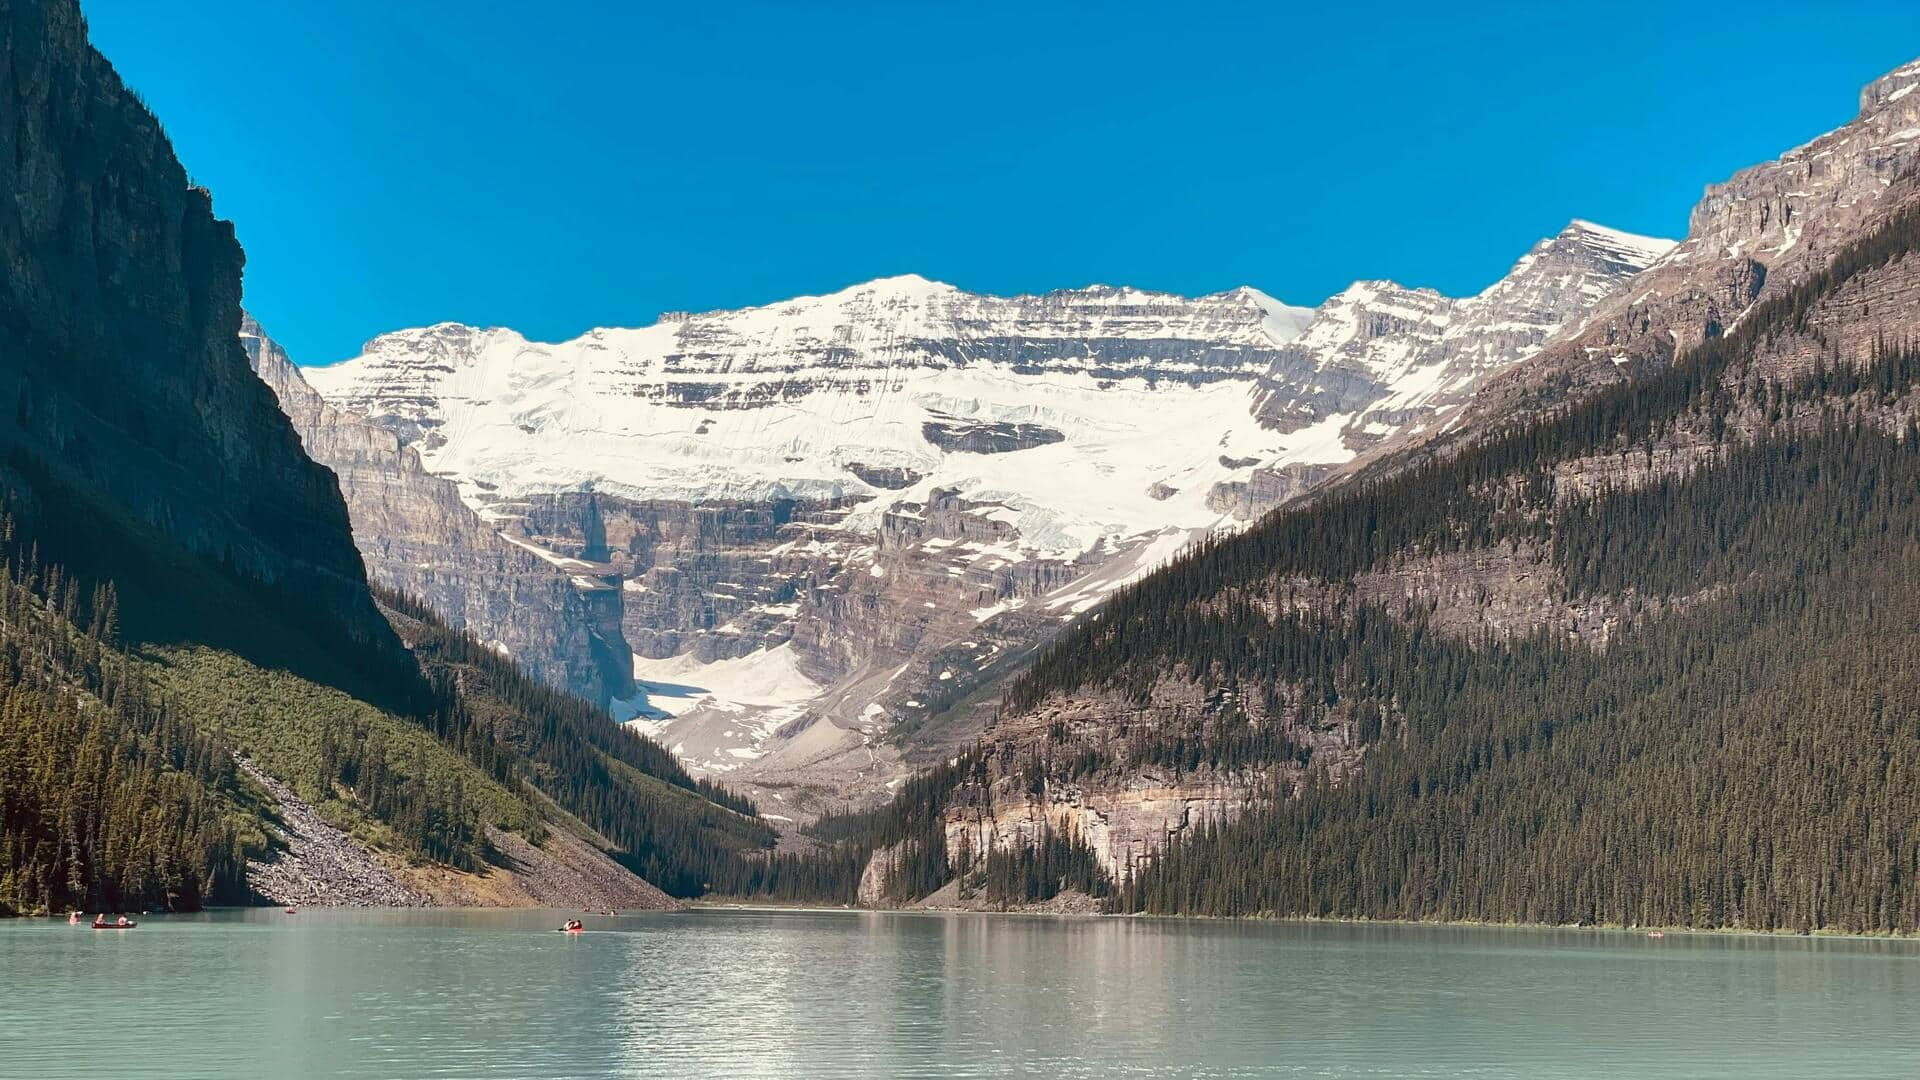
left=1233, top=222, right=1674, bottom=516
left=0, top=0, right=388, bottom=651
left=1466, top=59, right=1920, bottom=420
left=242, top=319, right=633, bottom=706
left=298, top=225, right=1663, bottom=809
left=504, top=490, right=852, bottom=664
left=943, top=776, right=1253, bottom=883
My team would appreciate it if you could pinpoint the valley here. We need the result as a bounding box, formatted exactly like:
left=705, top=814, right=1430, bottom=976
left=7, top=0, right=1920, bottom=945
left=15, top=4, right=1920, bottom=1075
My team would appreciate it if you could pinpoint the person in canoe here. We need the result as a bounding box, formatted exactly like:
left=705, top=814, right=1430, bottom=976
left=559, top=919, right=583, bottom=932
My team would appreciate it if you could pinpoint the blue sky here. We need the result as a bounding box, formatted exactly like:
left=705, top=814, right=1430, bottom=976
left=84, top=1, right=1920, bottom=363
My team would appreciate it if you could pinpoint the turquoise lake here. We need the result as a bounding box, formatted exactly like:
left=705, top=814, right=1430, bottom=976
left=1, top=907, right=1915, bottom=1078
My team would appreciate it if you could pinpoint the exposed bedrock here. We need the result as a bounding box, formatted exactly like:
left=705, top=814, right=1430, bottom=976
left=245, top=321, right=634, bottom=706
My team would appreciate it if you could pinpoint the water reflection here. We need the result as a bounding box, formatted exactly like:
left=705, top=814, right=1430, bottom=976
left=1, top=908, right=1916, bottom=1078
left=597, top=912, right=1920, bottom=1079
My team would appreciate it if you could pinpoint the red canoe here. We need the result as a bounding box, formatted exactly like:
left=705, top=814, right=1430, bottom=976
left=91, top=922, right=137, bottom=929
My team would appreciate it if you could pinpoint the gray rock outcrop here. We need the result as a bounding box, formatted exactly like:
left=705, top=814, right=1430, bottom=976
left=239, top=758, right=429, bottom=908
left=244, top=319, right=633, bottom=705
left=1467, top=58, right=1920, bottom=421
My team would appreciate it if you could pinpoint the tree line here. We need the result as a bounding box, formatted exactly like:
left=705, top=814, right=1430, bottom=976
left=0, top=521, right=248, bottom=914
left=763, top=193, right=1920, bottom=929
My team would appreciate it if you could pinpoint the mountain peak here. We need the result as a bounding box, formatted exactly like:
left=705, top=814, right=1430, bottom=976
left=847, top=272, right=959, bottom=297
left=357, top=321, right=510, bottom=356
left=1448, top=223, right=1667, bottom=323
left=1501, top=221, right=1678, bottom=291
left=1559, top=220, right=1678, bottom=263
left=1861, top=56, right=1920, bottom=115
left=1230, top=286, right=1317, bottom=344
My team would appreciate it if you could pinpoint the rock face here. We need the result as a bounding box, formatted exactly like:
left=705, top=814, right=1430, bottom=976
left=1242, top=222, right=1674, bottom=515
left=0, top=0, right=390, bottom=652
left=920, top=417, right=1066, bottom=454
left=943, top=777, right=1251, bottom=882
left=299, top=229, right=1663, bottom=808
left=505, top=490, right=851, bottom=665
left=1468, top=58, right=1920, bottom=420
left=243, top=319, right=633, bottom=706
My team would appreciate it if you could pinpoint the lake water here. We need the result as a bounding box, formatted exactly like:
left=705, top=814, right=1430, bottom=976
left=1, top=907, right=1915, bottom=1078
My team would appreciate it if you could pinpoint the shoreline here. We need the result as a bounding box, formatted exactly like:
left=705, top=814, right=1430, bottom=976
left=12, top=898, right=1920, bottom=944
left=685, top=899, right=1920, bottom=942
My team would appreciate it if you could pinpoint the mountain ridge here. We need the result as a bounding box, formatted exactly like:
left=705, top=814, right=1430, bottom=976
left=289, top=217, right=1666, bottom=813
left=734, top=53, right=1920, bottom=929
left=1450, top=54, right=1920, bottom=430
left=0, top=0, right=394, bottom=670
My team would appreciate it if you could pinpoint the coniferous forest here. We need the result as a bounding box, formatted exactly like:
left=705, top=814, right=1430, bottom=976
left=1046, top=202, right=1920, bottom=929
left=0, top=518, right=251, bottom=914
left=0, top=483, right=778, bottom=912
left=747, top=197, right=1920, bottom=931
left=381, top=587, right=774, bottom=897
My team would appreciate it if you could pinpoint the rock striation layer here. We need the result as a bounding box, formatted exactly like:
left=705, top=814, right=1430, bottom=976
left=244, top=319, right=633, bottom=706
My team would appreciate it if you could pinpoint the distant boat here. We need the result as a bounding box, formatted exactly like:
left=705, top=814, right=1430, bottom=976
left=91, top=919, right=137, bottom=930
left=1647, top=931, right=1665, bottom=939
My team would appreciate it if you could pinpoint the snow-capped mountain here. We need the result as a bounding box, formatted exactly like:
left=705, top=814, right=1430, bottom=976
left=302, top=222, right=1667, bottom=812
left=1219, top=222, right=1677, bottom=512
left=1263, top=221, right=1674, bottom=434
left=307, top=278, right=1318, bottom=539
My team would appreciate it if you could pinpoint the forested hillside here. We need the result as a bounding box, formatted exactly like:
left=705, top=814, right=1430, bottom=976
left=1014, top=198, right=1920, bottom=707
left=1111, top=422, right=1920, bottom=929
left=0, top=519, right=250, bottom=914
left=381, top=589, right=774, bottom=897
left=0, top=495, right=777, bottom=913
left=743, top=192, right=1920, bottom=931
